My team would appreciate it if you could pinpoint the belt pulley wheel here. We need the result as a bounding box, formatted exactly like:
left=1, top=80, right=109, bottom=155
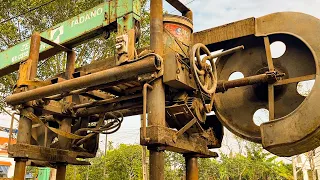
left=214, top=34, right=316, bottom=143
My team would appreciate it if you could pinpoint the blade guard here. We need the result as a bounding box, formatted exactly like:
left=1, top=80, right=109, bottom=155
left=256, top=12, right=320, bottom=156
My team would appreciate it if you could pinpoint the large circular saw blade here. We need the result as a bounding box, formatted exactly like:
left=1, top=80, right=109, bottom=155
left=214, top=34, right=316, bottom=143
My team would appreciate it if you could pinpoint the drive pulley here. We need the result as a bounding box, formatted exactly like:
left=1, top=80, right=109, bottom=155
left=212, top=12, right=320, bottom=156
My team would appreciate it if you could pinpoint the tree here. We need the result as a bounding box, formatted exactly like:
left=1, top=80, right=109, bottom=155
left=105, top=144, right=143, bottom=180
left=164, top=151, right=185, bottom=180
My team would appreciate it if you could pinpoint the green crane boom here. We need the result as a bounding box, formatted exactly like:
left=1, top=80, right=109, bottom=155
left=0, top=0, right=141, bottom=76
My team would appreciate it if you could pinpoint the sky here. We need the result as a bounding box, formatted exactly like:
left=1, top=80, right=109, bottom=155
left=0, top=0, right=319, bottom=157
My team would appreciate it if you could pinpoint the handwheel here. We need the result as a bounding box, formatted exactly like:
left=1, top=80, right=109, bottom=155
left=190, top=43, right=218, bottom=95
left=190, top=43, right=218, bottom=112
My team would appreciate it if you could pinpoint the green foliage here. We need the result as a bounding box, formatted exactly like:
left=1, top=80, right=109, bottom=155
left=64, top=144, right=143, bottom=180
left=164, top=151, right=185, bottom=180
left=105, top=144, right=143, bottom=180
left=26, top=142, right=293, bottom=179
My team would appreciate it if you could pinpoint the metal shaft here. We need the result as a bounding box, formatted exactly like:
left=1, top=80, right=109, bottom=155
left=216, top=73, right=279, bottom=93
left=186, top=156, right=199, bottom=180
left=149, top=0, right=165, bottom=179
left=6, top=57, right=160, bottom=105
left=14, top=32, right=41, bottom=180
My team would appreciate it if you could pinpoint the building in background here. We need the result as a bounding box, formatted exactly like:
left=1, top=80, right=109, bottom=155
left=0, top=137, right=16, bottom=178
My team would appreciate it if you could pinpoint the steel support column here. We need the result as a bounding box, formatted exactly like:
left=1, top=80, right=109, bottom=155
left=149, top=0, right=165, bottom=179
left=13, top=33, right=41, bottom=180
left=56, top=165, right=67, bottom=180
left=56, top=51, right=76, bottom=180
left=186, top=156, right=199, bottom=180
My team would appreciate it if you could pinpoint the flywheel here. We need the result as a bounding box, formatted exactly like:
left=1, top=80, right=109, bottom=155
left=214, top=12, right=320, bottom=156
left=214, top=34, right=316, bottom=142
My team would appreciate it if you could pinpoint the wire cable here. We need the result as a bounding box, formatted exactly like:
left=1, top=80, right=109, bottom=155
left=0, top=0, right=56, bottom=24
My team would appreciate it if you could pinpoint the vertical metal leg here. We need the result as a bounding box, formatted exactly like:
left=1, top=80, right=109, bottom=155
left=56, top=165, right=67, bottom=180
left=186, top=156, right=199, bottom=180
left=13, top=161, right=27, bottom=180
left=149, top=151, right=164, bottom=179
left=56, top=50, right=76, bottom=180
left=14, top=32, right=41, bottom=180
left=149, top=0, right=165, bottom=179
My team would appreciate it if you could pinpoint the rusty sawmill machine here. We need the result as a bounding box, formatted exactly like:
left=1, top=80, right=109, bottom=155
left=1, top=0, right=320, bottom=179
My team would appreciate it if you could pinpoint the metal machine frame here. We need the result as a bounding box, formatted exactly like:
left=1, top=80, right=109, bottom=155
left=1, top=0, right=320, bottom=180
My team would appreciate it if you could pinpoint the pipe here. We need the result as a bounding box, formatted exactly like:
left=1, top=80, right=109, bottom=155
left=149, top=0, right=165, bottom=180
left=6, top=57, right=160, bottom=105
left=14, top=32, right=41, bottom=180
left=8, top=113, right=17, bottom=147
left=13, top=161, right=28, bottom=180
left=56, top=165, right=67, bottom=180
left=186, top=156, right=199, bottom=180
left=209, top=45, right=244, bottom=59
left=142, top=84, right=153, bottom=141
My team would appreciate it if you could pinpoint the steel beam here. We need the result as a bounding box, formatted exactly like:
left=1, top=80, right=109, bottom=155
left=193, top=17, right=255, bottom=51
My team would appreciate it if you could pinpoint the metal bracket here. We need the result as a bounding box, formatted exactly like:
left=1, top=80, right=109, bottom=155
left=173, top=117, right=197, bottom=142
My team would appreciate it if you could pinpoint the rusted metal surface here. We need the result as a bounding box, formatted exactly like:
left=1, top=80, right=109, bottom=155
left=56, top=166, right=67, bottom=180
left=149, top=151, right=164, bottom=180
left=149, top=0, right=166, bottom=179
left=142, top=84, right=153, bottom=141
left=163, top=14, right=193, bottom=58
left=57, top=51, right=76, bottom=179
left=255, top=12, right=320, bottom=156
left=163, top=50, right=196, bottom=90
left=214, top=32, right=315, bottom=143
left=185, top=156, right=198, bottom=180
left=13, top=161, right=27, bottom=180
left=13, top=33, right=41, bottom=180
left=263, top=36, right=275, bottom=120
left=4, top=0, right=320, bottom=178
left=73, top=93, right=141, bottom=110
left=6, top=57, right=160, bottom=105
left=76, top=98, right=142, bottom=117
left=142, top=126, right=219, bottom=156
left=8, top=144, right=92, bottom=165
left=216, top=72, right=283, bottom=93
left=193, top=17, right=255, bottom=51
